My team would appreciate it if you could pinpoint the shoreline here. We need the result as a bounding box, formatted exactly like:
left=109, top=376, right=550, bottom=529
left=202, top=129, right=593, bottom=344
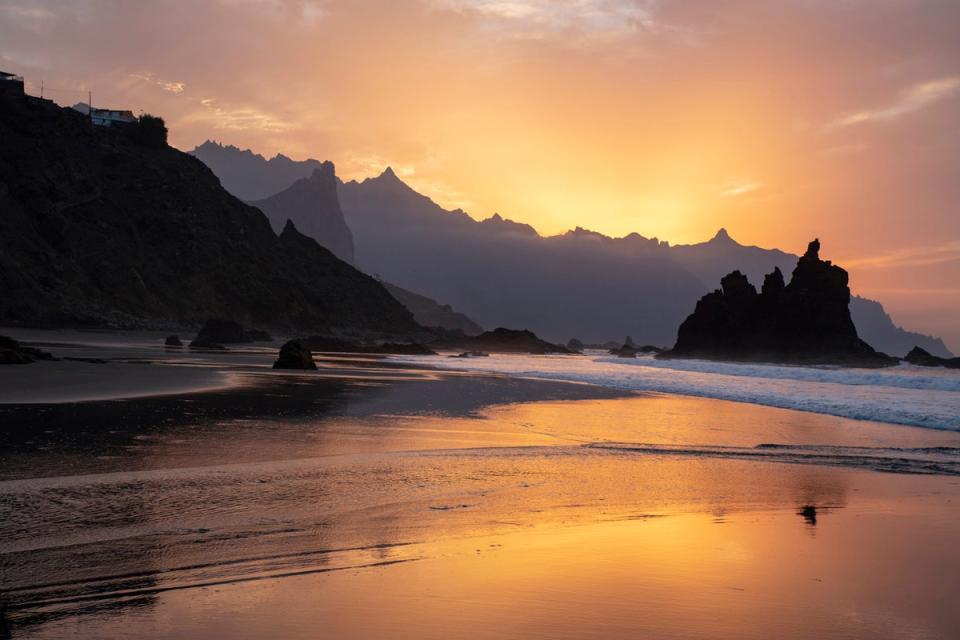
left=4, top=331, right=960, bottom=638
left=2, top=328, right=959, bottom=436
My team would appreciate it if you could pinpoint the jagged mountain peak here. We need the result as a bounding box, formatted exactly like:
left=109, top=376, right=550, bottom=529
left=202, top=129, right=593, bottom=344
left=710, top=227, right=737, bottom=244
left=479, top=212, right=538, bottom=235
left=249, top=159, right=355, bottom=264
left=362, top=165, right=412, bottom=190
left=308, top=161, right=336, bottom=179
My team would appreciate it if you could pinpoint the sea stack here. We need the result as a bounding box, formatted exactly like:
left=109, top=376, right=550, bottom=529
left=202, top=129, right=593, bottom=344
left=659, top=239, right=897, bottom=367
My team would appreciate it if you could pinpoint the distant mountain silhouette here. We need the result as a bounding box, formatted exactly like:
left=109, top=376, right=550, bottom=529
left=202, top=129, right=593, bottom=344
left=191, top=140, right=324, bottom=200
left=846, top=297, right=951, bottom=359
left=383, top=282, right=483, bottom=335
left=661, top=239, right=897, bottom=366
left=339, top=169, right=705, bottom=345
left=249, top=164, right=355, bottom=263
left=191, top=142, right=952, bottom=357
left=0, top=97, right=417, bottom=335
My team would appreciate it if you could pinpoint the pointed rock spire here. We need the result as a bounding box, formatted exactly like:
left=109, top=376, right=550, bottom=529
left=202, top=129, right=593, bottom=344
left=712, top=227, right=733, bottom=243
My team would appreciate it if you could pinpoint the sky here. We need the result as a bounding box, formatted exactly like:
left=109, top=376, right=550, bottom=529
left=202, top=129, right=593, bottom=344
left=1, top=0, right=958, bottom=349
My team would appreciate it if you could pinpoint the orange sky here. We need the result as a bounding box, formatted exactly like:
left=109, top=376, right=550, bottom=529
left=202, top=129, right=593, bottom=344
left=2, top=0, right=958, bottom=349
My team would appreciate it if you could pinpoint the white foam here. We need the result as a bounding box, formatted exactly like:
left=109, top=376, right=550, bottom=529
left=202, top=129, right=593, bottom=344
left=394, top=352, right=960, bottom=431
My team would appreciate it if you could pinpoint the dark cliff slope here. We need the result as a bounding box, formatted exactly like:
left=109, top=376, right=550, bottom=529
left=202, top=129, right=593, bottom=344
left=662, top=240, right=896, bottom=366
left=249, top=164, right=356, bottom=263
left=0, top=96, right=417, bottom=334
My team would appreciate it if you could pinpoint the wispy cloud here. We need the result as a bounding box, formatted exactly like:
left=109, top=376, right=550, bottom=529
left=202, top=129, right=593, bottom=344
left=844, top=241, right=960, bottom=269
left=128, top=72, right=186, bottom=94
left=831, top=76, right=960, bottom=128
left=184, top=97, right=294, bottom=132
left=159, top=80, right=185, bottom=94
left=0, top=3, right=56, bottom=20
left=436, top=0, right=657, bottom=39
left=719, top=181, right=761, bottom=197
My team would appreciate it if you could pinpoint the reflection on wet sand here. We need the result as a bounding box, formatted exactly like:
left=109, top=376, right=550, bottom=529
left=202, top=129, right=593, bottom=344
left=3, top=341, right=960, bottom=638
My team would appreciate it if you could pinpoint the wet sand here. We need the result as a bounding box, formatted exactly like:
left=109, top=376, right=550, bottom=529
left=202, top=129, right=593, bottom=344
left=1, top=331, right=959, bottom=639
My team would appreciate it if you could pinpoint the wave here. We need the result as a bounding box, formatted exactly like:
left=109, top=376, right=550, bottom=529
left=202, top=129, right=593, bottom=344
left=586, top=442, right=960, bottom=476
left=395, top=353, right=960, bottom=431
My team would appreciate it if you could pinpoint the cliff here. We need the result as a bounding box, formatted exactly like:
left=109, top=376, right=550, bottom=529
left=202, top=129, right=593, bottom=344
left=249, top=164, right=356, bottom=263
left=0, top=94, right=417, bottom=335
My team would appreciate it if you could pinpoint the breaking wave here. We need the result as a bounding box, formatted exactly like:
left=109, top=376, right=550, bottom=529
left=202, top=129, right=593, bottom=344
left=395, top=352, right=960, bottom=431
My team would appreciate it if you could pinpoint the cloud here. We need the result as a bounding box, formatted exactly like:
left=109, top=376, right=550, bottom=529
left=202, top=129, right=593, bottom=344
left=435, top=0, right=657, bottom=39
left=831, top=76, right=960, bottom=128
left=0, top=3, right=57, bottom=20
left=843, top=241, right=960, bottom=270
left=719, top=181, right=761, bottom=197
left=159, top=81, right=185, bottom=94
left=183, top=97, right=294, bottom=132
left=128, top=72, right=186, bottom=94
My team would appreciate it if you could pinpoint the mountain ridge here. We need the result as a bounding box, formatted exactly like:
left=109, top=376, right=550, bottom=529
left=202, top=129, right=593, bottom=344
left=190, top=141, right=952, bottom=357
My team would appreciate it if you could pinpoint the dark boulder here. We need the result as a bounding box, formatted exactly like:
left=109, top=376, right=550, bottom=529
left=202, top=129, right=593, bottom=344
left=904, top=346, right=960, bottom=369
left=0, top=335, right=55, bottom=364
left=567, top=338, right=585, bottom=353
left=164, top=335, right=183, bottom=347
left=451, top=351, right=490, bottom=358
left=0, top=348, right=33, bottom=365
left=437, top=327, right=570, bottom=354
left=610, top=342, right=663, bottom=357
left=272, top=340, right=318, bottom=370
left=659, top=240, right=897, bottom=367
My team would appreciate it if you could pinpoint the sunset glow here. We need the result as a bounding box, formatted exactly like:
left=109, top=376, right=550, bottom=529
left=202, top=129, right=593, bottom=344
left=1, top=0, right=958, bottom=345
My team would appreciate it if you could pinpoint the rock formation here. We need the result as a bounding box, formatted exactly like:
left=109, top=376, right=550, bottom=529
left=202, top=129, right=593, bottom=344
left=0, top=336, right=54, bottom=365
left=659, top=240, right=897, bottom=367
left=904, top=346, right=960, bottom=369
left=272, top=340, right=318, bottom=370
left=610, top=342, right=662, bottom=358
left=164, top=335, right=183, bottom=347
left=436, top=328, right=571, bottom=354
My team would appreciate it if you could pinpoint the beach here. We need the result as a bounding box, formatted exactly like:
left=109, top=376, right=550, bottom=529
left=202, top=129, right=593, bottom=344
left=2, top=331, right=960, bottom=639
